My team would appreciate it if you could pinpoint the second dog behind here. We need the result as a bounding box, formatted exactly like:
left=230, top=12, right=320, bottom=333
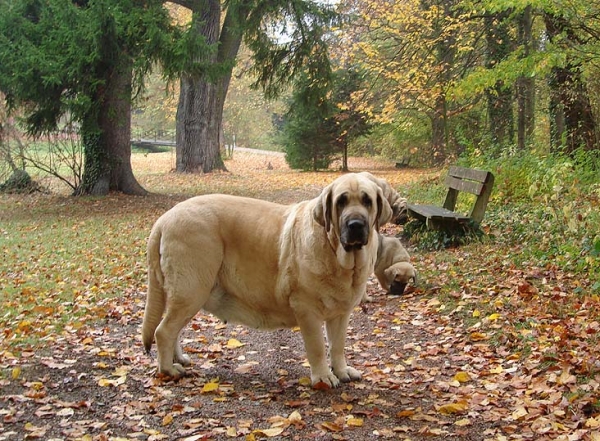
left=365, top=234, right=417, bottom=300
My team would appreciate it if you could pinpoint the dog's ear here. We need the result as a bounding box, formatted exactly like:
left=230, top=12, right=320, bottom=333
left=313, top=185, right=333, bottom=232
left=376, top=186, right=394, bottom=230
left=383, top=267, right=396, bottom=289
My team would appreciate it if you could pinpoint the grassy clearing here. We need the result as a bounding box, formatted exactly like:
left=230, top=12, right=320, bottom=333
left=0, top=194, right=159, bottom=348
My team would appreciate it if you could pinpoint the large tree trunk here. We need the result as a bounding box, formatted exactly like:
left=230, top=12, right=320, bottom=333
left=425, top=0, right=455, bottom=164
left=176, top=74, right=225, bottom=173
left=548, top=65, right=597, bottom=154
left=103, top=58, right=146, bottom=195
left=78, top=56, right=146, bottom=195
left=175, top=0, right=250, bottom=173
left=175, top=1, right=223, bottom=173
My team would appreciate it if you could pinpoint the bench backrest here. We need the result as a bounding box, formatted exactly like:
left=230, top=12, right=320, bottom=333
left=443, top=166, right=495, bottom=224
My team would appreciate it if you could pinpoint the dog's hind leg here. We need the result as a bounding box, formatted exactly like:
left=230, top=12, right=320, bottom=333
left=154, top=264, right=218, bottom=378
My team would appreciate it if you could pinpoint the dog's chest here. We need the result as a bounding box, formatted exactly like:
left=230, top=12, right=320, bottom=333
left=314, top=270, right=366, bottom=310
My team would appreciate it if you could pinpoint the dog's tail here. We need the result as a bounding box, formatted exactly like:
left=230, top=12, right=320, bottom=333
left=141, top=224, right=166, bottom=354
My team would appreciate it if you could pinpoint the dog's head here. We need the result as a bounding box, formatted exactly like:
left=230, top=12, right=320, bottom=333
left=313, top=174, right=393, bottom=269
left=383, top=262, right=418, bottom=295
left=313, top=174, right=393, bottom=249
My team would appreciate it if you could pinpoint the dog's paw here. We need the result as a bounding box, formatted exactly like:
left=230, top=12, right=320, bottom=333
left=175, top=353, right=192, bottom=367
left=333, top=366, right=362, bottom=383
left=159, top=363, right=187, bottom=379
left=311, top=371, right=341, bottom=389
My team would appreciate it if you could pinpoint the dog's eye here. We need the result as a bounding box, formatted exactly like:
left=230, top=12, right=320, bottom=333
left=362, top=193, right=372, bottom=207
left=336, top=194, right=348, bottom=208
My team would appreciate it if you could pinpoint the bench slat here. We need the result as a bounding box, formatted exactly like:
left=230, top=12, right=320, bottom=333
left=407, top=204, right=470, bottom=221
left=448, top=166, right=490, bottom=182
left=445, top=175, right=484, bottom=195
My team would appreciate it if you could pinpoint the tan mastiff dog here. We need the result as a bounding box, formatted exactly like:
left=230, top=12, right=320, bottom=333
left=142, top=173, right=393, bottom=388
left=374, top=234, right=417, bottom=295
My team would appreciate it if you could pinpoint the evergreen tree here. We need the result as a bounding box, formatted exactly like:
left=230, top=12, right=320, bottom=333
left=281, top=68, right=370, bottom=171
left=0, top=0, right=174, bottom=195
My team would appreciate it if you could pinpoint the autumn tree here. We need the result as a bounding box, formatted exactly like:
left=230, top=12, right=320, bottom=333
left=342, top=0, right=600, bottom=161
left=484, top=9, right=514, bottom=148
left=0, top=0, right=173, bottom=195
left=167, top=0, right=336, bottom=173
left=342, top=0, right=480, bottom=164
left=544, top=10, right=598, bottom=154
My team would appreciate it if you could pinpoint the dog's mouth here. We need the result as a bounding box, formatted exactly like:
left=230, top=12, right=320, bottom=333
left=342, top=242, right=364, bottom=252
left=389, top=281, right=408, bottom=295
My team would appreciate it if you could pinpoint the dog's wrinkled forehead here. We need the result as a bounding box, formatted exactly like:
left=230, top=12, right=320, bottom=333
left=331, top=175, right=378, bottom=211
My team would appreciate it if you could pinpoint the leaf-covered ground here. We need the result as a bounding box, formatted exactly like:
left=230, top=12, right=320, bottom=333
left=0, top=150, right=598, bottom=440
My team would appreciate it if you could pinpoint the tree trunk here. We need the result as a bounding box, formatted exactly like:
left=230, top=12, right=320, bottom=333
left=485, top=12, right=514, bottom=149
left=548, top=89, right=565, bottom=151
left=342, top=143, right=348, bottom=172
left=78, top=56, right=146, bottom=195
left=430, top=94, right=447, bottom=165
left=103, top=58, right=146, bottom=195
left=486, top=82, right=514, bottom=147
left=175, top=0, right=249, bottom=173
left=548, top=65, right=597, bottom=154
left=516, top=6, right=535, bottom=150
left=176, top=74, right=225, bottom=173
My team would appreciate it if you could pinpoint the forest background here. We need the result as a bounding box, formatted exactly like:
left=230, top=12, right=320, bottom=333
left=1, top=0, right=600, bottom=439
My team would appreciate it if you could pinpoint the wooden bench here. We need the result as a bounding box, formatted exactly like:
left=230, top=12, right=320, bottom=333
left=406, top=166, right=495, bottom=229
left=395, top=156, right=411, bottom=169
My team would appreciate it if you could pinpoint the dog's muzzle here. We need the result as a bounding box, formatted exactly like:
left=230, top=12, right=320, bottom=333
left=341, top=218, right=369, bottom=252
left=389, top=281, right=407, bottom=295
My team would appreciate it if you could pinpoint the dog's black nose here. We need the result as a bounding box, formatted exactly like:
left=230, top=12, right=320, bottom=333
left=389, top=281, right=407, bottom=295
left=347, top=219, right=365, bottom=230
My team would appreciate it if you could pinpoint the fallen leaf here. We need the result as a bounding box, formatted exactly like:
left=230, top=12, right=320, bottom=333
left=226, top=338, right=245, bottom=349
left=298, top=377, right=312, bottom=387
left=453, top=371, right=471, bottom=383
left=201, top=380, right=220, bottom=393
left=320, top=421, right=343, bottom=432
left=437, top=401, right=468, bottom=415
left=11, top=367, right=21, bottom=380
left=511, top=407, right=528, bottom=420
left=253, top=427, right=285, bottom=437
left=312, top=381, right=331, bottom=390
left=397, top=409, right=416, bottom=418
left=347, top=417, right=363, bottom=427
left=470, top=332, right=488, bottom=341
left=288, top=410, right=302, bottom=423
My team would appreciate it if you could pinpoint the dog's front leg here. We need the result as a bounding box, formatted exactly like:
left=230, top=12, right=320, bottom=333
left=327, top=313, right=362, bottom=383
left=296, top=314, right=340, bottom=388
